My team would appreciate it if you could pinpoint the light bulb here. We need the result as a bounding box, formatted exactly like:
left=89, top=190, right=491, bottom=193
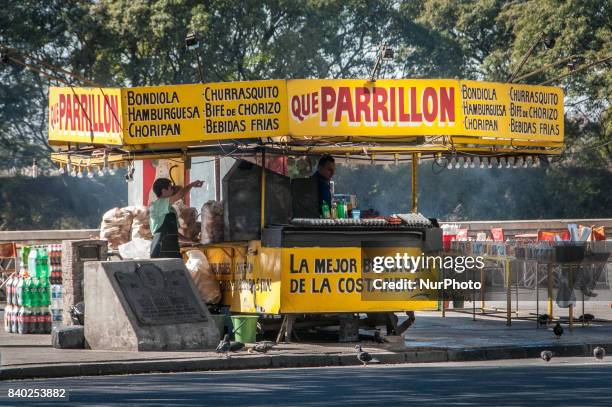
left=498, top=158, right=504, bottom=168
left=98, top=167, right=105, bottom=177
left=70, top=168, right=77, bottom=177
left=87, top=169, right=94, bottom=178
left=534, top=157, right=541, bottom=168
left=77, top=169, right=83, bottom=178
left=455, top=157, right=462, bottom=169
left=506, top=157, right=512, bottom=168
left=58, top=166, right=65, bottom=175
left=463, top=158, right=470, bottom=168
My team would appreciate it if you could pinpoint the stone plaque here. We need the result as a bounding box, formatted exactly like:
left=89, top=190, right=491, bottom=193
left=115, top=263, right=207, bottom=326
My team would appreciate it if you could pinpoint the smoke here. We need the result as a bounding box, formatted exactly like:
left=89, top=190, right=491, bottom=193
left=334, top=162, right=611, bottom=220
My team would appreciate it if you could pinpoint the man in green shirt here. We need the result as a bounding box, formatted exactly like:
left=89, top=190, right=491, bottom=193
left=149, top=177, right=204, bottom=258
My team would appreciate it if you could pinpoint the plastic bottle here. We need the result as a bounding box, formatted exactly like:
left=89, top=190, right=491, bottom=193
left=16, top=275, right=25, bottom=307
left=40, top=247, right=49, bottom=280
left=25, top=277, right=35, bottom=308
left=5, top=275, right=13, bottom=305
left=11, top=274, right=20, bottom=306
left=27, top=247, right=38, bottom=279
left=321, top=201, right=331, bottom=219
left=337, top=199, right=345, bottom=219
left=331, top=202, right=338, bottom=219
left=4, top=304, right=12, bottom=333
left=44, top=307, right=52, bottom=333
left=33, top=278, right=42, bottom=308
left=41, top=278, right=50, bottom=307
left=17, top=306, right=26, bottom=334
left=10, top=305, right=18, bottom=333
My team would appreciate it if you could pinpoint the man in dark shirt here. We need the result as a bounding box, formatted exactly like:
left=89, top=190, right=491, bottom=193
left=312, top=155, right=335, bottom=210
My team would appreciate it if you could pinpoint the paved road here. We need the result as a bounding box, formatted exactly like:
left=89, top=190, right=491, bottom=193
left=1, top=358, right=611, bottom=406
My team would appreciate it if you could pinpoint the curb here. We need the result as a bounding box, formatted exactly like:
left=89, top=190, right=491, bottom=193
left=1, top=343, right=610, bottom=380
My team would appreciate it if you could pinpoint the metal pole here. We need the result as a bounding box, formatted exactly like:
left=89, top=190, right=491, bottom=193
left=411, top=153, right=418, bottom=213
left=506, top=259, right=511, bottom=326
left=260, top=150, right=266, bottom=229
left=215, top=156, right=221, bottom=201
left=569, top=265, right=574, bottom=332
left=536, top=261, right=539, bottom=328
left=480, top=267, right=485, bottom=314
left=547, top=263, right=553, bottom=319
left=507, top=33, right=544, bottom=82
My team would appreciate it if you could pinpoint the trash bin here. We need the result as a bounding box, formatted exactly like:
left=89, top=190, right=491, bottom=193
left=230, top=315, right=259, bottom=343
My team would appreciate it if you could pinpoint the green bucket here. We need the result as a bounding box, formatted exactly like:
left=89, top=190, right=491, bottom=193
left=230, top=315, right=259, bottom=343
left=210, top=314, right=226, bottom=336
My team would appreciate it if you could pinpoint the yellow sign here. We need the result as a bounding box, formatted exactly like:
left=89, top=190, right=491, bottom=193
left=280, top=247, right=438, bottom=313
left=121, top=80, right=288, bottom=144
left=288, top=79, right=461, bottom=137
left=48, top=79, right=564, bottom=145
left=459, top=80, right=564, bottom=141
left=287, top=79, right=563, bottom=141
left=48, top=87, right=123, bottom=145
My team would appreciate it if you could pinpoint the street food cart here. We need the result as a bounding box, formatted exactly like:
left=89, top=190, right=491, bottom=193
left=47, top=79, right=564, bottom=319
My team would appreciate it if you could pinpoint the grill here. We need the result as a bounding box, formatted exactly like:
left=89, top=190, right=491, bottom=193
left=291, top=213, right=432, bottom=229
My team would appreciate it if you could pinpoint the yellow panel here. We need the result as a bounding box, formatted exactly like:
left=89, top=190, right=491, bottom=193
left=121, top=80, right=288, bottom=144
left=48, top=87, right=123, bottom=145
left=458, top=80, right=563, bottom=142
left=201, top=245, right=236, bottom=308
left=48, top=79, right=564, bottom=152
left=232, top=245, right=256, bottom=312
left=287, top=79, right=461, bottom=137
left=286, top=79, right=563, bottom=142
left=280, top=247, right=438, bottom=313
left=256, top=244, right=281, bottom=314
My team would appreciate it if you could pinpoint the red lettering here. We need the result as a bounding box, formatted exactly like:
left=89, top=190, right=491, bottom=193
left=439, top=87, right=455, bottom=122
left=389, top=87, right=396, bottom=122
left=320, top=86, right=336, bottom=122
left=372, top=87, right=388, bottom=122
left=73, top=95, right=81, bottom=131
left=335, top=87, right=355, bottom=122
left=300, top=94, right=311, bottom=117
left=410, top=87, right=422, bottom=122
left=422, top=87, right=438, bottom=123
left=96, top=95, right=102, bottom=132
left=80, top=94, right=89, bottom=131
left=87, top=95, right=96, bottom=132
left=398, top=87, right=410, bottom=122
left=65, top=94, right=73, bottom=130
left=103, top=95, right=111, bottom=132
left=59, top=94, right=66, bottom=130
left=355, top=87, right=371, bottom=122
left=110, top=95, right=120, bottom=132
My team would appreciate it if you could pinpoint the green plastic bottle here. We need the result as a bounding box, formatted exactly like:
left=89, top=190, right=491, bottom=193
left=23, top=277, right=33, bottom=307
left=27, top=247, right=38, bottom=278
left=321, top=201, right=331, bottom=219
left=41, top=278, right=50, bottom=307
left=40, top=247, right=49, bottom=280
left=337, top=199, right=346, bottom=219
